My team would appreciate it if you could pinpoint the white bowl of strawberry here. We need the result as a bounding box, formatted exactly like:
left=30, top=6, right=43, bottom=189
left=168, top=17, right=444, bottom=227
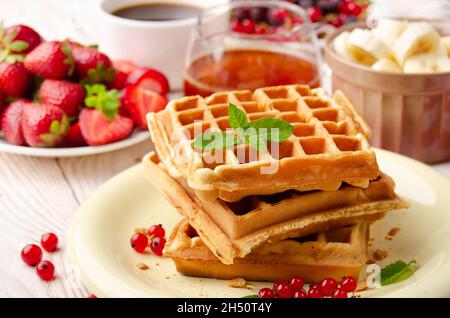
left=0, top=23, right=169, bottom=157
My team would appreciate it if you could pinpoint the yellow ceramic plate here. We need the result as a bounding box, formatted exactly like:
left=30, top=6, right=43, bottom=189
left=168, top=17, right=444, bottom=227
left=68, top=149, right=450, bottom=297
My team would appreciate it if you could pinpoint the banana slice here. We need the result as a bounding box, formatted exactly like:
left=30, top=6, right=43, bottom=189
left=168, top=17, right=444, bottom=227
left=393, top=22, right=440, bottom=66
left=371, top=58, right=402, bottom=72
left=372, top=19, right=406, bottom=47
left=403, top=51, right=450, bottom=73
left=346, top=28, right=390, bottom=66
left=441, top=36, right=450, bottom=57
left=333, top=31, right=353, bottom=60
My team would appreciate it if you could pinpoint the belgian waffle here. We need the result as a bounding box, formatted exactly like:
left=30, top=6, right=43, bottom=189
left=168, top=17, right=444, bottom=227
left=165, top=220, right=370, bottom=283
left=147, top=85, right=379, bottom=202
left=143, top=152, right=409, bottom=264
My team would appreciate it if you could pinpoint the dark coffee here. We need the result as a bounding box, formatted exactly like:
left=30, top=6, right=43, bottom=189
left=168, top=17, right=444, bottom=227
left=111, top=3, right=201, bottom=21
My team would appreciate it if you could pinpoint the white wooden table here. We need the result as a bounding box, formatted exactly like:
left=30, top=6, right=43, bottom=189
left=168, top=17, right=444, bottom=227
left=0, top=140, right=448, bottom=298
left=0, top=141, right=154, bottom=297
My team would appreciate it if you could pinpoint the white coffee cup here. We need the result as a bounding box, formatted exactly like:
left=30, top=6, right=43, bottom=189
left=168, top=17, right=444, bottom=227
left=72, top=0, right=227, bottom=90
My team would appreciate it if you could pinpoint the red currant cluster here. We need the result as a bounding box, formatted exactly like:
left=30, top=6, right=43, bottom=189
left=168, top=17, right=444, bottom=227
left=230, top=0, right=368, bottom=35
left=258, top=276, right=357, bottom=298
left=130, top=224, right=166, bottom=256
left=20, top=232, right=58, bottom=281
left=306, top=0, right=367, bottom=28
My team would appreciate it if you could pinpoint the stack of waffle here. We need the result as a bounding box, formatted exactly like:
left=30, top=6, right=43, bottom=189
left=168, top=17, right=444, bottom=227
left=144, top=85, right=409, bottom=282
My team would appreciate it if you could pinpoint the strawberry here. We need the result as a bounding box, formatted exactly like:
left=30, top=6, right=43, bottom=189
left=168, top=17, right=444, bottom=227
left=78, top=108, right=133, bottom=146
left=0, top=61, right=30, bottom=97
left=24, top=41, right=74, bottom=79
left=121, top=85, right=168, bottom=129
left=39, top=79, right=84, bottom=117
left=60, top=122, right=86, bottom=147
left=0, top=99, right=29, bottom=145
left=126, top=67, right=170, bottom=95
left=109, top=60, right=138, bottom=90
left=22, top=103, right=69, bottom=147
left=4, top=24, right=42, bottom=54
left=72, top=46, right=114, bottom=83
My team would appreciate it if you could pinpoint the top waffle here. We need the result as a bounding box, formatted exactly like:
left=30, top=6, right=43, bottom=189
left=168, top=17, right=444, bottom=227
left=148, top=85, right=379, bottom=202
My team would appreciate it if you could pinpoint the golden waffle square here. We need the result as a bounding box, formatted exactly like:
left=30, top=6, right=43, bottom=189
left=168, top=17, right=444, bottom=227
left=165, top=220, right=370, bottom=283
left=147, top=85, right=379, bottom=202
left=143, top=152, right=408, bottom=265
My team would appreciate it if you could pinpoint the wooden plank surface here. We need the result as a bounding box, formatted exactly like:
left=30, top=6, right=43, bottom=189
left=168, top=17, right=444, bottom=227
left=0, top=141, right=152, bottom=298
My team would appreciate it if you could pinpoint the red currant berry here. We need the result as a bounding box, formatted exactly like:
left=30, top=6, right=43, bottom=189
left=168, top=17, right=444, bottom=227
left=231, top=20, right=243, bottom=33
left=36, top=260, right=55, bottom=281
left=330, top=17, right=343, bottom=28
left=339, top=2, right=351, bottom=14
left=272, top=279, right=286, bottom=291
left=147, top=224, right=165, bottom=238
left=307, top=284, right=323, bottom=298
left=150, top=237, right=166, bottom=256
left=130, top=233, right=148, bottom=253
left=293, top=290, right=308, bottom=298
left=320, top=277, right=338, bottom=296
left=273, top=281, right=291, bottom=298
left=332, top=288, right=348, bottom=298
left=21, top=244, right=42, bottom=266
left=87, top=294, right=97, bottom=298
left=308, top=7, right=322, bottom=23
left=348, top=4, right=362, bottom=16
left=288, top=277, right=304, bottom=293
left=340, top=276, right=357, bottom=293
left=241, top=19, right=255, bottom=34
left=41, top=233, right=58, bottom=252
left=258, top=288, right=274, bottom=298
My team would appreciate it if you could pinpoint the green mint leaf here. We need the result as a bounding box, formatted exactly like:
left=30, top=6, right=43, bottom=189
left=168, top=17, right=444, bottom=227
left=192, top=131, right=237, bottom=151
left=9, top=40, right=29, bottom=53
left=248, top=117, right=293, bottom=142
left=84, top=84, right=120, bottom=120
left=241, top=295, right=258, bottom=298
left=228, top=103, right=249, bottom=129
left=381, top=260, right=417, bottom=286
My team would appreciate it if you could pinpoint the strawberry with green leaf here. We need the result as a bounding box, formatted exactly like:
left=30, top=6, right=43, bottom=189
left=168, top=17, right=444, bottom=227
left=72, top=46, right=114, bottom=84
left=2, top=24, right=42, bottom=54
left=84, top=84, right=121, bottom=119
left=24, top=41, right=74, bottom=79
left=22, top=103, right=69, bottom=147
left=80, top=84, right=133, bottom=146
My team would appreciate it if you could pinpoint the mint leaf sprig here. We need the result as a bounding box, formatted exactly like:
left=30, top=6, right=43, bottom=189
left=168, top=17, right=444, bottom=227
left=381, top=260, right=417, bottom=286
left=192, top=103, right=293, bottom=152
left=84, top=84, right=121, bottom=120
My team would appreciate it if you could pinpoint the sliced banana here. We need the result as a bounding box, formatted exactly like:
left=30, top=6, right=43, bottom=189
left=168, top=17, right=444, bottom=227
left=403, top=51, right=450, bottom=73
left=393, top=22, right=440, bottom=66
left=371, top=58, right=402, bottom=72
left=333, top=31, right=353, bottom=61
left=372, top=19, right=406, bottom=47
left=346, top=28, right=390, bottom=66
left=441, top=36, right=450, bottom=57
